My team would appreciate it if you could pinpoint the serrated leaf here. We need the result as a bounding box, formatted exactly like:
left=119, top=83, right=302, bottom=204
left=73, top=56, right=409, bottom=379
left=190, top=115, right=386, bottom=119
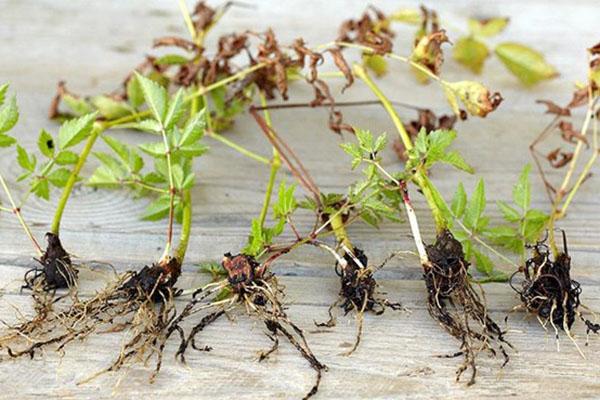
left=47, top=168, right=70, bottom=188
left=135, top=72, right=168, bottom=123
left=63, top=94, right=93, bottom=116
left=273, top=181, right=297, bottom=218
left=139, top=141, right=166, bottom=158
left=91, top=95, right=131, bottom=120
left=0, top=84, right=8, bottom=107
left=468, top=17, right=509, bottom=37
left=16, top=145, right=36, bottom=172
left=180, top=109, right=206, bottom=145
left=37, top=129, right=55, bottom=158
left=0, top=134, right=16, bottom=147
left=472, top=249, right=494, bottom=275
left=451, top=183, right=467, bottom=218
left=513, top=164, right=531, bottom=210
left=55, top=150, right=79, bottom=165
left=363, top=53, right=388, bottom=77
left=495, top=42, right=558, bottom=86
left=58, top=113, right=97, bottom=149
left=88, top=165, right=120, bottom=188
left=142, top=196, right=171, bottom=221
left=0, top=96, right=19, bottom=134
left=453, top=36, right=489, bottom=74
left=441, top=151, right=474, bottom=173
left=177, top=143, right=208, bottom=157
left=464, top=179, right=485, bottom=229
left=164, top=89, right=186, bottom=130
left=31, top=179, right=49, bottom=200
left=126, top=77, right=144, bottom=109
left=497, top=200, right=521, bottom=222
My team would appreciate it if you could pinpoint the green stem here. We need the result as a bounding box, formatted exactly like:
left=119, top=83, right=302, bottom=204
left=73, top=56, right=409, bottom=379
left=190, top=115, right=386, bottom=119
left=0, top=172, right=44, bottom=256
left=257, top=91, right=281, bottom=229
left=175, top=189, right=192, bottom=262
left=50, top=124, right=104, bottom=235
left=353, top=63, right=447, bottom=231
left=330, top=212, right=353, bottom=250
left=177, top=0, right=197, bottom=43
left=208, top=131, right=270, bottom=165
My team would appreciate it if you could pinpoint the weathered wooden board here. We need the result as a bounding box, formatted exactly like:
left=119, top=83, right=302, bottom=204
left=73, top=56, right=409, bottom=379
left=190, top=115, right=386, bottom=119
left=1, top=0, right=600, bottom=399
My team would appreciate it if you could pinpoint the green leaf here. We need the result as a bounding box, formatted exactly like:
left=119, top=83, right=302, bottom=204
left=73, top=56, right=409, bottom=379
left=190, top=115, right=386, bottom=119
left=37, top=129, right=55, bottom=158
left=142, top=196, right=171, bottom=221
left=243, top=219, right=265, bottom=257
left=340, top=142, right=362, bottom=169
left=62, top=94, right=93, bottom=116
left=126, top=77, right=144, bottom=109
left=91, top=95, right=131, bottom=120
left=495, top=42, right=558, bottom=86
left=273, top=181, right=297, bottom=218
left=0, top=96, right=19, bottom=134
left=180, top=108, right=206, bottom=145
left=135, top=72, right=168, bottom=123
left=472, top=248, right=494, bottom=275
left=58, top=112, right=97, bottom=149
left=31, top=179, right=49, bottom=200
left=356, top=129, right=375, bottom=153
left=363, top=53, right=388, bottom=77
left=177, top=143, right=208, bottom=157
left=0, top=84, right=8, bottom=106
left=451, top=183, right=467, bottom=218
left=139, top=141, right=166, bottom=158
left=513, top=164, right=531, bottom=210
left=16, top=145, right=36, bottom=172
left=0, top=134, right=16, bottom=147
left=468, top=17, right=509, bottom=37
left=497, top=200, right=520, bottom=222
left=47, top=168, right=71, bottom=188
left=164, top=89, right=186, bottom=130
left=55, top=150, right=79, bottom=165
left=464, top=179, right=486, bottom=230
left=88, top=165, right=120, bottom=188
left=155, top=54, right=189, bottom=65
left=440, top=151, right=474, bottom=173
left=452, top=36, right=489, bottom=74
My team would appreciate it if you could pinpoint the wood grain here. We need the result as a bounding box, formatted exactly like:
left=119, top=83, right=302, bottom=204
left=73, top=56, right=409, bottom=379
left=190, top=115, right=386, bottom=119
left=1, top=1, right=600, bottom=399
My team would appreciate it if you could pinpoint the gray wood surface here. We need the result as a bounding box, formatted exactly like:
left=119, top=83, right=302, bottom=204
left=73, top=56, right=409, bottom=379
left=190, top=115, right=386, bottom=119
left=1, top=1, right=600, bottom=399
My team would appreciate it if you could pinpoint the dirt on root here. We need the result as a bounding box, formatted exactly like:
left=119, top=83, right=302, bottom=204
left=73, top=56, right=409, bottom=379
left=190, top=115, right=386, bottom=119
left=424, top=229, right=511, bottom=385
left=24, top=233, right=78, bottom=291
left=511, top=234, right=600, bottom=339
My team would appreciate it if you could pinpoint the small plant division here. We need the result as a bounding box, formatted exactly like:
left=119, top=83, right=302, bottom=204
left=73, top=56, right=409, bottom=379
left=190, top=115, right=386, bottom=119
left=501, top=42, right=600, bottom=352
left=250, top=106, right=403, bottom=356
left=0, top=77, right=206, bottom=384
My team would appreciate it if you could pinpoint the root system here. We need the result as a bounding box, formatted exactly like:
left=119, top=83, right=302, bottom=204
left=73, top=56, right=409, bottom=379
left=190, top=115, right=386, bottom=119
left=424, top=230, right=511, bottom=385
left=23, top=233, right=78, bottom=292
left=169, top=253, right=326, bottom=400
left=509, top=232, right=600, bottom=350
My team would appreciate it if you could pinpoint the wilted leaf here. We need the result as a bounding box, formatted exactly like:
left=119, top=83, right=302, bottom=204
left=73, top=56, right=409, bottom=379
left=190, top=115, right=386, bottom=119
left=536, top=99, right=570, bottom=116
left=410, top=30, right=450, bottom=83
left=453, top=36, right=489, bottom=74
left=444, top=81, right=503, bottom=117
left=495, top=42, right=558, bottom=86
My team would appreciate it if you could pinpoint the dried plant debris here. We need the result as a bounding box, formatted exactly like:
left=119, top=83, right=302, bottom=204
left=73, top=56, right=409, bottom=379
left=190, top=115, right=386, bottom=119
left=509, top=233, right=600, bottom=352
left=0, top=257, right=182, bottom=384
left=424, top=230, right=511, bottom=385
left=169, top=253, right=326, bottom=400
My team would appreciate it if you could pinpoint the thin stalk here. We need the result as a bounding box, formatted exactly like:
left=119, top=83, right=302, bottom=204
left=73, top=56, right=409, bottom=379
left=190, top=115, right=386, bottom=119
left=257, top=91, right=281, bottom=229
left=0, top=172, right=44, bottom=256
left=353, top=63, right=447, bottom=230
left=50, top=124, right=103, bottom=234
left=177, top=0, right=198, bottom=43
left=207, top=130, right=271, bottom=165
left=175, top=189, right=192, bottom=262
left=159, top=123, right=176, bottom=260
left=399, top=181, right=429, bottom=267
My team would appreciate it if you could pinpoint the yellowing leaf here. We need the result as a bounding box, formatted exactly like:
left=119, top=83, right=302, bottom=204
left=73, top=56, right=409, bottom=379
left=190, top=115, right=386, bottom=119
left=362, top=54, right=388, bottom=77
left=410, top=30, right=450, bottom=83
left=444, top=81, right=503, bottom=117
left=468, top=17, right=509, bottom=37
left=495, top=42, right=558, bottom=86
left=453, top=36, right=489, bottom=74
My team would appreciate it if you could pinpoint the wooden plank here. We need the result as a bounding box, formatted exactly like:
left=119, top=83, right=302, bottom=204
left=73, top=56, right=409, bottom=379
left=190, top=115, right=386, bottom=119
left=1, top=0, right=600, bottom=399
